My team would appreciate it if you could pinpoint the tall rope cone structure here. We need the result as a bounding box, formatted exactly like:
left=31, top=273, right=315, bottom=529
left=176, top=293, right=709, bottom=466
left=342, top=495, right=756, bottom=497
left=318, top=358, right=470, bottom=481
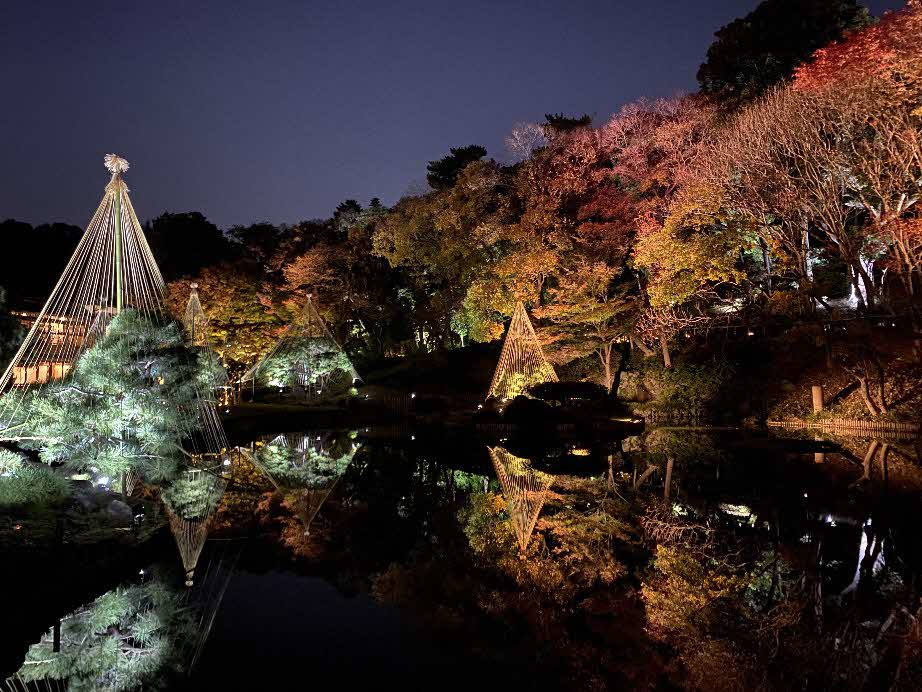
left=0, top=155, right=162, bottom=417
left=239, top=294, right=360, bottom=388
left=0, top=155, right=229, bottom=458
left=0, top=155, right=230, bottom=584
left=487, top=300, right=557, bottom=401
left=246, top=432, right=358, bottom=535
left=488, top=446, right=554, bottom=558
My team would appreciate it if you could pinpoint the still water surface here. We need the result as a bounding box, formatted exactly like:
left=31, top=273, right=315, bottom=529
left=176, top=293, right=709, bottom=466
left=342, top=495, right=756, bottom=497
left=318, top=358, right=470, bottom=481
left=2, top=427, right=921, bottom=690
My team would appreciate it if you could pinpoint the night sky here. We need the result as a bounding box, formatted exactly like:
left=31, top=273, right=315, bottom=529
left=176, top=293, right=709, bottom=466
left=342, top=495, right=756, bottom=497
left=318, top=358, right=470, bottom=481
left=0, top=0, right=904, bottom=230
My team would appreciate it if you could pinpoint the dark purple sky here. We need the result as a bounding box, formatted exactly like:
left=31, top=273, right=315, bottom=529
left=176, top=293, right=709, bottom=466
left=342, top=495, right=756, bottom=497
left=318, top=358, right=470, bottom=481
left=0, top=0, right=902, bottom=230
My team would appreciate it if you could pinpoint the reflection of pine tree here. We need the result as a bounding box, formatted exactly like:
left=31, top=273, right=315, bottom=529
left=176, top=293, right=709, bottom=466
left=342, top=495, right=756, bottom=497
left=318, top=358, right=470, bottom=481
left=3, top=310, right=224, bottom=482
left=8, top=543, right=242, bottom=691
left=6, top=579, right=188, bottom=692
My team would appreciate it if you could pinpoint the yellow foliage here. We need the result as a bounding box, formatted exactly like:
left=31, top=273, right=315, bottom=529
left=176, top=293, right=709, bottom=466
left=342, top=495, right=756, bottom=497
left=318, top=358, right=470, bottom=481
left=635, top=182, right=747, bottom=308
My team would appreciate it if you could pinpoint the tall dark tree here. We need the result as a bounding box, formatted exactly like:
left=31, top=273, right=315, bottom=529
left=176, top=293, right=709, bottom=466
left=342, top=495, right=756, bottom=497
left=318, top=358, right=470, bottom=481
left=144, top=212, right=232, bottom=281
left=426, top=145, right=487, bottom=190
left=697, top=0, right=870, bottom=109
left=226, top=221, right=287, bottom=265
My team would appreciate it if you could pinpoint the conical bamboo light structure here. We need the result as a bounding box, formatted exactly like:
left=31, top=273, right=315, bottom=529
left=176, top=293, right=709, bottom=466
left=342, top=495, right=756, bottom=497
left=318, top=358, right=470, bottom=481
left=488, top=445, right=554, bottom=557
left=240, top=295, right=359, bottom=392
left=0, top=155, right=229, bottom=458
left=487, top=300, right=557, bottom=400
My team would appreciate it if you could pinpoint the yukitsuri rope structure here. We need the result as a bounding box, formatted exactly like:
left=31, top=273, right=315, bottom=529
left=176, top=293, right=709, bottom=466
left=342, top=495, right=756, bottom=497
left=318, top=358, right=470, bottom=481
left=182, top=283, right=209, bottom=348
left=0, top=155, right=162, bottom=416
left=487, top=300, right=557, bottom=400
left=178, top=539, right=242, bottom=668
left=246, top=432, right=358, bottom=535
left=488, top=446, right=554, bottom=558
left=239, top=294, right=360, bottom=388
left=0, top=155, right=229, bottom=458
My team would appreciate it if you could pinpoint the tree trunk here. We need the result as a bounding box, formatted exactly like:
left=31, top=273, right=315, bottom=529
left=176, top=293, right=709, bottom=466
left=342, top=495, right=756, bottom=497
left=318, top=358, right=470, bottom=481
left=659, top=331, right=672, bottom=369
left=854, top=260, right=878, bottom=309
left=857, top=377, right=880, bottom=416
left=664, top=456, right=674, bottom=502
left=598, top=342, right=614, bottom=393
left=631, top=333, right=655, bottom=357
left=760, top=238, right=773, bottom=293
left=848, top=263, right=867, bottom=310
left=875, top=362, right=888, bottom=414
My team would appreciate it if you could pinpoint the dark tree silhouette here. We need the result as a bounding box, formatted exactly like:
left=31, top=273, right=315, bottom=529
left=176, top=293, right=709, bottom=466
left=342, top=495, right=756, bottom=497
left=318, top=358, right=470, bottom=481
left=697, top=0, right=870, bottom=109
left=144, top=211, right=232, bottom=281
left=426, top=145, right=487, bottom=190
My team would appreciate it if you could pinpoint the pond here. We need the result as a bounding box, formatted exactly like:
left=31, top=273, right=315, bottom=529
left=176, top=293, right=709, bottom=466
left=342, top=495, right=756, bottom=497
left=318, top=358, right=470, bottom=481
left=2, top=426, right=921, bottom=690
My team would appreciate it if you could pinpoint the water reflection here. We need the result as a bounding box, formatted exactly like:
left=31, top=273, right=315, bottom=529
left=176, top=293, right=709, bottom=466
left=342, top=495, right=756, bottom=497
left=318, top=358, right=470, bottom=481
left=2, top=427, right=921, bottom=689
left=3, top=542, right=240, bottom=692
left=487, top=446, right=553, bottom=557
left=161, top=457, right=228, bottom=587
left=245, top=432, right=359, bottom=536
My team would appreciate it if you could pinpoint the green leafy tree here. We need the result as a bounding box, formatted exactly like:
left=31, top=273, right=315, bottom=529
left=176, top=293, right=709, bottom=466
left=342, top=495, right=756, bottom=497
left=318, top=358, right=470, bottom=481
left=0, top=448, right=69, bottom=507
left=697, top=0, right=870, bottom=109
left=3, top=310, right=223, bottom=481
left=143, top=212, right=231, bottom=282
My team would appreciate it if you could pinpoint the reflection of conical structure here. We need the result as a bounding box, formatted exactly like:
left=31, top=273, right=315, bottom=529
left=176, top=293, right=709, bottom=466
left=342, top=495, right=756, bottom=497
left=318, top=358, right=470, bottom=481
left=487, top=300, right=557, bottom=400
left=488, top=446, right=554, bottom=557
left=0, top=156, right=229, bottom=460
left=239, top=295, right=360, bottom=390
left=178, top=539, right=242, bottom=669
left=248, top=432, right=358, bottom=535
left=183, top=283, right=209, bottom=348
left=163, top=465, right=228, bottom=587
left=4, top=675, right=67, bottom=691
left=284, top=487, right=336, bottom=536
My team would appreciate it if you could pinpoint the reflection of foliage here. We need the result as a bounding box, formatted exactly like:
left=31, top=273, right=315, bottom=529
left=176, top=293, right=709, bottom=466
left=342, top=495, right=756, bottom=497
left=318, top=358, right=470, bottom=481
left=640, top=428, right=725, bottom=466
left=4, top=310, right=222, bottom=482
left=462, top=485, right=631, bottom=601
left=258, top=338, right=352, bottom=393
left=162, top=469, right=225, bottom=520
left=255, top=439, right=355, bottom=490
left=13, top=579, right=188, bottom=691
left=642, top=544, right=755, bottom=690
left=0, top=448, right=69, bottom=507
